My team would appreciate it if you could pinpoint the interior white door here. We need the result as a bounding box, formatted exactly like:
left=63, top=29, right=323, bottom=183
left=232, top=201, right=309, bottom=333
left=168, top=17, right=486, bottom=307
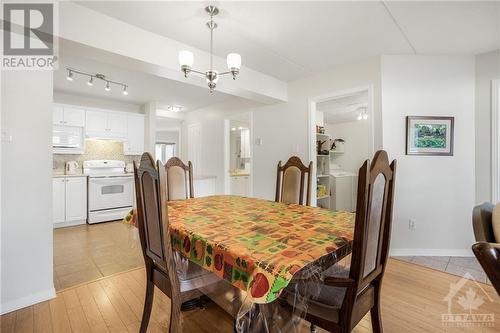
left=86, top=110, right=108, bottom=133
left=63, top=107, right=86, bottom=127
left=107, top=112, right=128, bottom=138
left=65, top=177, right=87, bottom=222
left=188, top=124, right=201, bottom=176
left=52, top=178, right=66, bottom=224
left=53, top=106, right=64, bottom=125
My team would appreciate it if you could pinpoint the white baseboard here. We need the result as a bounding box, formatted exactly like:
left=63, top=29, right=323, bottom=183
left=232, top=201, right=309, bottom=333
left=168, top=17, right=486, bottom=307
left=1, top=287, right=56, bottom=315
left=390, top=248, right=474, bottom=257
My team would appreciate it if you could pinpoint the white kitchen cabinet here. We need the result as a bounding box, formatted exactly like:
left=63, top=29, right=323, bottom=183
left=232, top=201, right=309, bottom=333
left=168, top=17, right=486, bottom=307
left=86, top=110, right=107, bottom=133
left=52, top=178, right=66, bottom=224
left=63, top=107, right=86, bottom=127
left=53, top=105, right=85, bottom=127
left=53, top=105, right=64, bottom=125
left=85, top=110, right=127, bottom=139
left=107, top=112, right=127, bottom=137
left=53, top=176, right=87, bottom=228
left=124, top=114, right=145, bottom=155
left=230, top=175, right=250, bottom=196
left=65, top=177, right=87, bottom=221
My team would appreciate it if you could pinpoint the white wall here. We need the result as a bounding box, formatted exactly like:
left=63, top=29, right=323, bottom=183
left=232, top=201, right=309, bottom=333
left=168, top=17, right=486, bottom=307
left=53, top=91, right=142, bottom=113
left=474, top=50, right=500, bottom=204
left=252, top=57, right=382, bottom=200
left=157, top=130, right=179, bottom=146
left=1, top=71, right=55, bottom=313
left=181, top=98, right=260, bottom=194
left=381, top=55, right=476, bottom=256
left=325, top=120, right=370, bottom=173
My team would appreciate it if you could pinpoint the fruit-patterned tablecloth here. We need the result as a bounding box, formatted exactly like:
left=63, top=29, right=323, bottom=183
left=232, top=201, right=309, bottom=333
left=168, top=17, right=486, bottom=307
left=123, top=195, right=354, bottom=304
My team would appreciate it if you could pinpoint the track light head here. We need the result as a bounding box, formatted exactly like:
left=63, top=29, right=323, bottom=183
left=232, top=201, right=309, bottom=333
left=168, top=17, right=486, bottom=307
left=105, top=81, right=111, bottom=92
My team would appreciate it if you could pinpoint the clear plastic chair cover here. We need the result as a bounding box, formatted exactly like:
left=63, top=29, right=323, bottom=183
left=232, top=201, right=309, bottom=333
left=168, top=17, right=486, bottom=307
left=167, top=247, right=351, bottom=332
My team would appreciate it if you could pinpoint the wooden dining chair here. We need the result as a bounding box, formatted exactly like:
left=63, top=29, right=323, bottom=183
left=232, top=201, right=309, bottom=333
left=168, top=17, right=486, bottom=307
left=275, top=156, right=313, bottom=206
left=472, top=242, right=500, bottom=296
left=282, top=150, right=396, bottom=333
left=134, top=153, right=218, bottom=333
left=164, top=157, right=194, bottom=200
left=472, top=202, right=496, bottom=242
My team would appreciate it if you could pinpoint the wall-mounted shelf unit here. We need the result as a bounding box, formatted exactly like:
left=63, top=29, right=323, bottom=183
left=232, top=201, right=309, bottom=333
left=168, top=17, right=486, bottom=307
left=316, top=132, right=331, bottom=209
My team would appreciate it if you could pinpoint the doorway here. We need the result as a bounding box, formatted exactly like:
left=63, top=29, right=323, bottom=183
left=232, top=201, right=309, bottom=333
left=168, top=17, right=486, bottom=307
left=308, top=86, right=374, bottom=208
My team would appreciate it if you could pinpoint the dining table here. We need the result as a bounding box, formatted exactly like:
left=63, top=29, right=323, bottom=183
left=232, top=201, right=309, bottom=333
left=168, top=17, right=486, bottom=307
left=123, top=195, right=355, bottom=331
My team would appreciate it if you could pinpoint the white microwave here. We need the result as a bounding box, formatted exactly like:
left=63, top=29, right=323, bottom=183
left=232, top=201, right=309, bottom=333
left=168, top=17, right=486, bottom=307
left=53, top=125, right=84, bottom=154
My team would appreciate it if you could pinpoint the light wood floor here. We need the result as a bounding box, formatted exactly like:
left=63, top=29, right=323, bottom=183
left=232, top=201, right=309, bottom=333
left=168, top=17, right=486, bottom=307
left=2, top=259, right=499, bottom=332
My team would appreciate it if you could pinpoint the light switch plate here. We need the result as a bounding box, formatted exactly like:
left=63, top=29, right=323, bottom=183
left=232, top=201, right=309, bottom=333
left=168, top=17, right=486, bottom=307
left=1, top=130, right=13, bottom=143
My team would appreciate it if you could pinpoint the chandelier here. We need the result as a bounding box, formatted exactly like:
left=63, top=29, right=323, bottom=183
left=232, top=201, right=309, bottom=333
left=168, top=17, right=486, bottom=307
left=178, top=6, right=241, bottom=93
left=66, top=67, right=129, bottom=96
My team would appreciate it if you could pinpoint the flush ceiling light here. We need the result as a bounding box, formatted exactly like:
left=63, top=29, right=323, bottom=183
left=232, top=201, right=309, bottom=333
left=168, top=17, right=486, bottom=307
left=167, top=105, right=183, bottom=112
left=178, top=6, right=241, bottom=93
left=65, top=68, right=129, bottom=96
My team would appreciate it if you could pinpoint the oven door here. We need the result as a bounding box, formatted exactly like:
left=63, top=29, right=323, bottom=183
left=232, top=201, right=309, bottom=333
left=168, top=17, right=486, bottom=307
left=88, top=176, right=134, bottom=211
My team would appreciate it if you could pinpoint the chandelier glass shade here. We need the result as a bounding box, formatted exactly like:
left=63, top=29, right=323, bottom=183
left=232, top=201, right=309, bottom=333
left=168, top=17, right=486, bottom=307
left=178, top=6, right=241, bottom=93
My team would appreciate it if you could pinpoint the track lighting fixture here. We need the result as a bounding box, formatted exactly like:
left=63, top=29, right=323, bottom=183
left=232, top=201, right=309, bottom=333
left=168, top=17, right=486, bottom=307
left=65, top=68, right=129, bottom=96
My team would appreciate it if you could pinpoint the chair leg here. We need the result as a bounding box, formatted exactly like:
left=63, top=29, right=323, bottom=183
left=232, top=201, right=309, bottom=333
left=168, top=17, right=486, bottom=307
left=370, top=283, right=383, bottom=333
left=139, top=277, right=155, bottom=333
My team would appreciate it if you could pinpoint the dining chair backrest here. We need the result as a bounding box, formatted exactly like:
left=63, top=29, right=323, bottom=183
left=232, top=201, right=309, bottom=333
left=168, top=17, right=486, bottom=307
left=275, top=156, right=312, bottom=206
left=472, top=242, right=500, bottom=296
left=134, top=153, right=180, bottom=296
left=349, top=150, right=397, bottom=296
left=472, top=202, right=496, bottom=242
left=164, top=157, right=194, bottom=200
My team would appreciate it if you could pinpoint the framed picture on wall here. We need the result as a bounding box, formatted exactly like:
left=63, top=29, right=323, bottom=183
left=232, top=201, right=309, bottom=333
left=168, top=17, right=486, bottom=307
left=406, top=116, right=454, bottom=156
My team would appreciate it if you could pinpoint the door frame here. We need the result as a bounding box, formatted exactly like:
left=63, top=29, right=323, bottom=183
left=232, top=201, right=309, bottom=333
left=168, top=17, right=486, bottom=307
left=491, top=79, right=500, bottom=202
left=307, top=85, right=375, bottom=206
left=224, top=112, right=254, bottom=196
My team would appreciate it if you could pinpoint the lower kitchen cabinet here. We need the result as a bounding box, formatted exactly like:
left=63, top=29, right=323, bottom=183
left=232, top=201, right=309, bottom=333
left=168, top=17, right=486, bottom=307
left=53, top=176, right=87, bottom=228
left=230, top=175, right=250, bottom=196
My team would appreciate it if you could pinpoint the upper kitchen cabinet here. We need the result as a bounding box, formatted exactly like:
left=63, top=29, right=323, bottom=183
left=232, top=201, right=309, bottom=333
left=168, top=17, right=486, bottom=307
left=123, top=114, right=145, bottom=155
left=53, top=105, right=85, bottom=127
left=86, top=110, right=127, bottom=139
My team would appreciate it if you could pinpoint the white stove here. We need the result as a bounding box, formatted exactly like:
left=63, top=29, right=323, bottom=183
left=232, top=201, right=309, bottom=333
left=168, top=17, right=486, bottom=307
left=84, top=160, right=134, bottom=224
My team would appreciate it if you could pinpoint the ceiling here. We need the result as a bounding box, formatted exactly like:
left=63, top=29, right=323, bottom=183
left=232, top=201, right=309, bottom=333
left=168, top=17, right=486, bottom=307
left=54, top=45, right=230, bottom=111
left=77, top=1, right=500, bottom=82
left=318, top=91, right=368, bottom=123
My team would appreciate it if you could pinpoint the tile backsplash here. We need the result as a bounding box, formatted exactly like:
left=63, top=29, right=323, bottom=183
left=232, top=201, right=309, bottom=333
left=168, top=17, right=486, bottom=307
left=53, top=139, right=140, bottom=172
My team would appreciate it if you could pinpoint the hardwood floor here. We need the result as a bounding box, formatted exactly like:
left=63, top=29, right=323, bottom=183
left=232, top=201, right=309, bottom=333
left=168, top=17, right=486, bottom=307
left=53, top=221, right=143, bottom=290
left=2, top=259, right=499, bottom=332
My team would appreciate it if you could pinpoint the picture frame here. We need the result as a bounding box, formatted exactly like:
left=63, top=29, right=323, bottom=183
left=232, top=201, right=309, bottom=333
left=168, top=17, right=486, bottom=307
left=406, top=116, right=454, bottom=156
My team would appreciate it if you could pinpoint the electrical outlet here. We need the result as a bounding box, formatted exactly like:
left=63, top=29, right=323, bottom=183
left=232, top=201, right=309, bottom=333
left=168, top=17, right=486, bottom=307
left=409, top=219, right=416, bottom=231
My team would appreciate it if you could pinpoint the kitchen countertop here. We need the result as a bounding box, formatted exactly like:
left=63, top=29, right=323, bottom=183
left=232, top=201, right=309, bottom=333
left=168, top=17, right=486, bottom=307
left=53, top=172, right=87, bottom=178
left=229, top=173, right=250, bottom=177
